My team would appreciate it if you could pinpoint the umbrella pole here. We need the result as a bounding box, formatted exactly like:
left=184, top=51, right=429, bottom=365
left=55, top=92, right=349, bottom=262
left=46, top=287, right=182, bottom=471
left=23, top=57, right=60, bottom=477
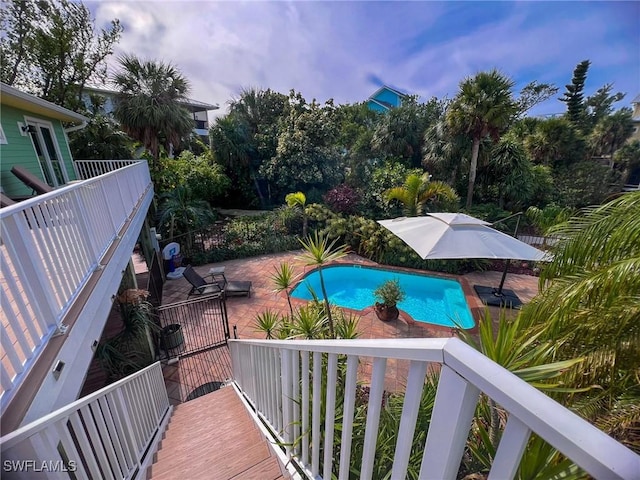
left=495, top=259, right=510, bottom=295
left=493, top=214, right=520, bottom=297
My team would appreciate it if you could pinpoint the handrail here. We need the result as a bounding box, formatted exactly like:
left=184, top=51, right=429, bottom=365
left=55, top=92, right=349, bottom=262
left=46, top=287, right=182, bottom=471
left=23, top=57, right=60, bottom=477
left=73, top=159, right=142, bottom=180
left=0, top=161, right=153, bottom=408
left=229, top=337, right=640, bottom=480
left=0, top=362, right=170, bottom=479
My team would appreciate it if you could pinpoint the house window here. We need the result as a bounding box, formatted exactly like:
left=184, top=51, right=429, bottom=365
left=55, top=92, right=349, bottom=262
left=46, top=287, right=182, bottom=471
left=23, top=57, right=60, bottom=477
left=0, top=123, right=7, bottom=144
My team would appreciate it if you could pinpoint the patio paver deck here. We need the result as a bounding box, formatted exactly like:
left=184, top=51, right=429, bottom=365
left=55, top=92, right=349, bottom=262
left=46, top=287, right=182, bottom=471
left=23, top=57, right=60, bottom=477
left=159, top=251, right=539, bottom=392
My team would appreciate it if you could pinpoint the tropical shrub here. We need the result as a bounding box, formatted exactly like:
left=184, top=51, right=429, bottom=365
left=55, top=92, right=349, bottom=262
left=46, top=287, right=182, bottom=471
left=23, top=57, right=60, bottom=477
left=358, top=162, right=420, bottom=218
left=314, top=212, right=489, bottom=274
left=458, top=311, right=586, bottom=478
left=553, top=160, right=621, bottom=208
left=156, top=185, right=217, bottom=241
left=323, top=183, right=361, bottom=214
left=520, top=192, right=640, bottom=451
left=385, top=172, right=460, bottom=216
left=153, top=150, right=231, bottom=203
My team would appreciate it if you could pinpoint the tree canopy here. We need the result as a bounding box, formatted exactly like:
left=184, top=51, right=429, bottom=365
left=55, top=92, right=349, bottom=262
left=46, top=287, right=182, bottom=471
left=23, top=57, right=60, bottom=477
left=447, top=69, right=518, bottom=209
left=0, top=0, right=122, bottom=110
left=112, top=54, right=194, bottom=165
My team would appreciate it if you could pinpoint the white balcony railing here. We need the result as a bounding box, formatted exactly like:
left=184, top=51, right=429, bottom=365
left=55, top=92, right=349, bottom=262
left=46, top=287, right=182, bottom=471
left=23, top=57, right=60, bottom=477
left=0, top=161, right=152, bottom=407
left=229, top=337, right=640, bottom=480
left=0, top=362, right=170, bottom=479
left=73, top=159, right=142, bottom=180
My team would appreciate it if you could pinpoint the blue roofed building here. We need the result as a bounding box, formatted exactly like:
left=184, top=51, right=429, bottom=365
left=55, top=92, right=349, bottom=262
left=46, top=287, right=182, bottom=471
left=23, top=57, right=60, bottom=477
left=366, top=85, right=409, bottom=112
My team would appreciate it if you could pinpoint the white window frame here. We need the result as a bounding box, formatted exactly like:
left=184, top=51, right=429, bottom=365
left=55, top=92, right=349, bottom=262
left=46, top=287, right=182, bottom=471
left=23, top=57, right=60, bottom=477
left=0, top=123, right=7, bottom=144
left=24, top=116, right=70, bottom=187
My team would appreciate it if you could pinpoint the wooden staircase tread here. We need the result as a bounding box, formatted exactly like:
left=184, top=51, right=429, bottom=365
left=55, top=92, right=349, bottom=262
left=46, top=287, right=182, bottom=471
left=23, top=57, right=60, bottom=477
left=148, top=386, right=285, bottom=480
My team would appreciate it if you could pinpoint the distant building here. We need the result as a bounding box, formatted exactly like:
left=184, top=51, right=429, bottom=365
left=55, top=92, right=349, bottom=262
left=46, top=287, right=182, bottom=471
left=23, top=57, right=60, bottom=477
left=81, top=86, right=219, bottom=140
left=366, top=85, right=409, bottom=112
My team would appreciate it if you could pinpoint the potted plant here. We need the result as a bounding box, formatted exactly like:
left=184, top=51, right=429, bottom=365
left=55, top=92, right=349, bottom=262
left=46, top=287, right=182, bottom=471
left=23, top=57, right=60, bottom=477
left=373, top=278, right=405, bottom=321
left=97, top=293, right=159, bottom=381
left=160, top=323, right=184, bottom=350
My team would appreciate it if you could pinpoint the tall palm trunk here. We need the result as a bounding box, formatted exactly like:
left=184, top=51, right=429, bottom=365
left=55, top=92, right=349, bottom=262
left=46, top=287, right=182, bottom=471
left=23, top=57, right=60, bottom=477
left=466, top=137, right=481, bottom=209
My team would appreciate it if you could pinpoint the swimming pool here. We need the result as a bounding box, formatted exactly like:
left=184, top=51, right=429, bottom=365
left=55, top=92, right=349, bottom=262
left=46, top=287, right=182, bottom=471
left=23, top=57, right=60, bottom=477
left=290, top=265, right=475, bottom=329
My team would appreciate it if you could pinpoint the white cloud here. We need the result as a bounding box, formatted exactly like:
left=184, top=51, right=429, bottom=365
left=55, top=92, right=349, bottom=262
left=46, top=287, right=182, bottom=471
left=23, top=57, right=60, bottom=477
left=88, top=1, right=639, bottom=118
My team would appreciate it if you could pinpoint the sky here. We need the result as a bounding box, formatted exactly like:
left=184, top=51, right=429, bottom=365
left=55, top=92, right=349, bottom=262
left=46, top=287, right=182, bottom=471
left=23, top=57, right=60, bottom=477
left=87, top=1, right=640, bottom=118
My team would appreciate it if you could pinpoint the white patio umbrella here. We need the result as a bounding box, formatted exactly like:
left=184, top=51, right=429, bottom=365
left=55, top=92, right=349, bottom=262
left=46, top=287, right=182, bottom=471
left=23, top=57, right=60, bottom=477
left=377, top=213, right=547, bottom=307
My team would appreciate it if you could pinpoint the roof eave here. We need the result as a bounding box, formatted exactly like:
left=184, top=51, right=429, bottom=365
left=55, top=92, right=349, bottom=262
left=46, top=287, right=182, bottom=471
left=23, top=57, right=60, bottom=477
left=0, top=82, right=88, bottom=124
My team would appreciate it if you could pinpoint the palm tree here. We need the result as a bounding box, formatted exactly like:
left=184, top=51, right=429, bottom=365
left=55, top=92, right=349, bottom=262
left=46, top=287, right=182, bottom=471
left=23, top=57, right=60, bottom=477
left=589, top=109, right=634, bottom=166
left=285, top=191, right=308, bottom=237
left=112, top=54, right=193, bottom=167
left=385, top=172, right=459, bottom=216
left=157, top=185, right=216, bottom=243
left=297, top=232, right=348, bottom=338
left=520, top=192, right=640, bottom=451
left=484, top=138, right=534, bottom=209
left=422, top=117, right=469, bottom=185
left=447, top=69, right=518, bottom=209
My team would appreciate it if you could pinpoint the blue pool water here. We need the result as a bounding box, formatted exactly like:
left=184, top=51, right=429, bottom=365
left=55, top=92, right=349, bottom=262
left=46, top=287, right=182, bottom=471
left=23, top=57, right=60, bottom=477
left=290, top=265, right=475, bottom=329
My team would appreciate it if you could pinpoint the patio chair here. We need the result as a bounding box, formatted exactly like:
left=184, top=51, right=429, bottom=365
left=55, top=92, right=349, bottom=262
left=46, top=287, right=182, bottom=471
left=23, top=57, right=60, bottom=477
left=183, top=265, right=252, bottom=298
left=0, top=193, right=16, bottom=208
left=11, top=166, right=53, bottom=195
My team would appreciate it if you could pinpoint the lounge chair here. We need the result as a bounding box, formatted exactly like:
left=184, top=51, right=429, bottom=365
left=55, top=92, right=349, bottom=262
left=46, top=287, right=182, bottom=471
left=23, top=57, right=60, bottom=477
left=0, top=193, right=16, bottom=208
left=183, top=265, right=252, bottom=298
left=11, top=166, right=53, bottom=195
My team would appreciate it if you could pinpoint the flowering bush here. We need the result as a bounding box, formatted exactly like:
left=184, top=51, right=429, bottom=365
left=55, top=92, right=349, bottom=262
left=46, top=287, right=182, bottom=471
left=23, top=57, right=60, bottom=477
left=323, top=184, right=361, bottom=214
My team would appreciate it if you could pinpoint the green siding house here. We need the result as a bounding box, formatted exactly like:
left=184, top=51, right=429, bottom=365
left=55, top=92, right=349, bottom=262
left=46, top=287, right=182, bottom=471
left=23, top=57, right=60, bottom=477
left=0, top=82, right=88, bottom=199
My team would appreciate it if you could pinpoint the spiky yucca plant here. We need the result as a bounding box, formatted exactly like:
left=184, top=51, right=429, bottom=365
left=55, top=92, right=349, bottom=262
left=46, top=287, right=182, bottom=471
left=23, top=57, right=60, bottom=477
left=297, top=232, right=348, bottom=338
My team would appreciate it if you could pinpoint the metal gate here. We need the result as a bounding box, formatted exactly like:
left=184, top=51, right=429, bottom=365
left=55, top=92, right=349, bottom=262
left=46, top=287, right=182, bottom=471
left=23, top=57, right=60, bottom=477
left=157, top=293, right=229, bottom=359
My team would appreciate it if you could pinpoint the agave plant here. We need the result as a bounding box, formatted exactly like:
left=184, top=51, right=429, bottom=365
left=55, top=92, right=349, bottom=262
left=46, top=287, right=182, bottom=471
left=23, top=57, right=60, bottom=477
left=289, top=305, right=327, bottom=339
left=270, top=262, right=297, bottom=318
left=253, top=309, right=283, bottom=339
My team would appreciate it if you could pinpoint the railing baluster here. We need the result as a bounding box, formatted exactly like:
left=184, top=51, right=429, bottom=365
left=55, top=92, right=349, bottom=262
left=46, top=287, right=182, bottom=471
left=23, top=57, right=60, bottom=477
left=281, top=349, right=293, bottom=457
left=53, top=418, right=91, bottom=478
left=323, top=353, right=338, bottom=480
left=301, top=350, right=310, bottom=466
left=291, top=349, right=300, bottom=457
left=2, top=214, right=59, bottom=323
left=488, top=416, right=531, bottom=480
left=68, top=411, right=104, bottom=478
left=311, top=351, right=322, bottom=477
left=80, top=404, right=115, bottom=480
left=419, top=365, right=480, bottom=480
left=0, top=318, right=30, bottom=376
left=391, top=360, right=429, bottom=480
left=360, top=357, right=387, bottom=480
left=338, top=355, right=359, bottom=480
left=97, top=396, right=127, bottom=477
left=274, top=348, right=283, bottom=433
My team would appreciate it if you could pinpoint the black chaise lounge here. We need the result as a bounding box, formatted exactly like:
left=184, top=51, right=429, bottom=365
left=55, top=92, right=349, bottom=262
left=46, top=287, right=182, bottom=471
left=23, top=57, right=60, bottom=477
left=11, top=166, right=53, bottom=195
left=183, top=265, right=252, bottom=298
left=0, top=193, right=16, bottom=208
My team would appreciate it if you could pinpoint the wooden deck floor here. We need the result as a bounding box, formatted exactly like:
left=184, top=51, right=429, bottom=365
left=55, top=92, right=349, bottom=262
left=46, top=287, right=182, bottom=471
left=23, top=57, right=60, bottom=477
left=147, top=386, right=287, bottom=480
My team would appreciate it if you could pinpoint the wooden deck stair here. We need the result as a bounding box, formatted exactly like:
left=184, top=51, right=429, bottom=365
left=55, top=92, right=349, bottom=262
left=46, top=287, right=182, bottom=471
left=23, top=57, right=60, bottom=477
left=147, top=386, right=287, bottom=479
